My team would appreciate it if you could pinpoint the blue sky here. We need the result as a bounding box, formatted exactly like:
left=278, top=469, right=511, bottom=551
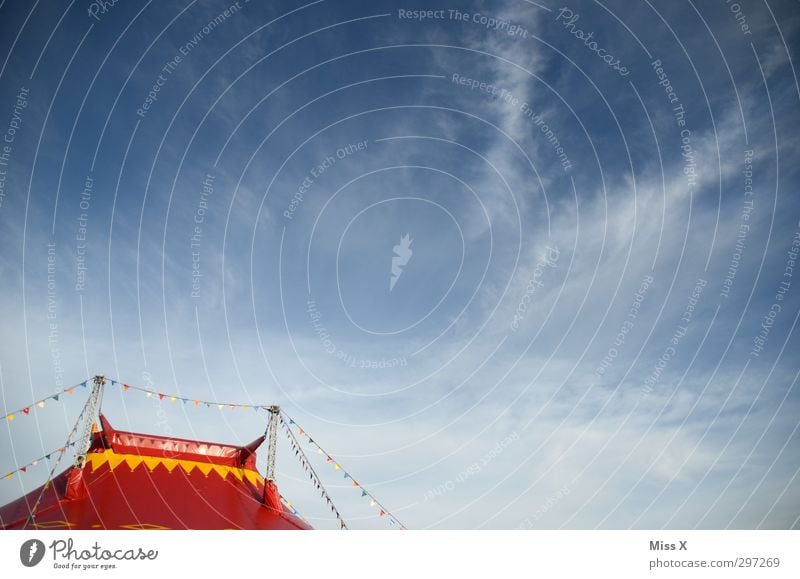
left=0, top=0, right=799, bottom=529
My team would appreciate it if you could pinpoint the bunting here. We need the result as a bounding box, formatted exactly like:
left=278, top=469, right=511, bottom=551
left=280, top=417, right=348, bottom=530
left=1, top=442, right=78, bottom=481
left=280, top=410, right=406, bottom=530
left=279, top=494, right=309, bottom=526
left=1, top=380, right=88, bottom=422
left=103, top=379, right=271, bottom=412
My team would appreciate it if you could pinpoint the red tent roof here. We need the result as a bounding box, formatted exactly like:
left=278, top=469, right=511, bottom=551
left=0, top=415, right=311, bottom=530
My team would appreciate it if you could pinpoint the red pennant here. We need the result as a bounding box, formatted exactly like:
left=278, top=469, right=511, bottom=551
left=158, top=393, right=165, bottom=400
left=66, top=389, right=73, bottom=395
left=123, top=384, right=130, bottom=391
left=20, top=466, right=27, bottom=472
left=22, top=408, right=30, bottom=415
left=380, top=510, right=386, bottom=517
left=326, top=456, right=333, bottom=462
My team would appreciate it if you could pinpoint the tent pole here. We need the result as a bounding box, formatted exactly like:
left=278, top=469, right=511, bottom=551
left=74, top=375, right=105, bottom=468
left=264, top=405, right=280, bottom=482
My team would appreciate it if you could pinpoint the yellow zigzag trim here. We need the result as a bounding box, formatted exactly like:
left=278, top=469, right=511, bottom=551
left=86, top=450, right=264, bottom=485
left=33, top=520, right=75, bottom=529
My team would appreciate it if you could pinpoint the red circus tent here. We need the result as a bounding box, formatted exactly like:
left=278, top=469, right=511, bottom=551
left=0, top=415, right=311, bottom=530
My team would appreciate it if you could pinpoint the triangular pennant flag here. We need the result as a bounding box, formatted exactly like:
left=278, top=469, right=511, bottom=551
left=380, top=510, right=386, bottom=517
left=317, top=448, right=323, bottom=454
left=37, top=401, right=45, bottom=408
left=326, top=456, right=333, bottom=462
left=146, top=392, right=153, bottom=398
left=5, top=473, right=11, bottom=479
left=45, top=454, right=51, bottom=460
left=334, top=464, right=340, bottom=470
left=352, top=481, right=359, bottom=487
left=20, top=466, right=26, bottom=472
left=194, top=400, right=199, bottom=406
left=361, top=490, right=367, bottom=497
left=298, top=428, right=305, bottom=436
left=343, top=472, right=350, bottom=479
left=370, top=500, right=376, bottom=507
left=32, top=460, right=38, bottom=466
left=308, top=438, right=314, bottom=444
left=170, top=396, right=177, bottom=403
left=123, top=384, right=130, bottom=391
left=53, top=394, right=59, bottom=401
left=289, top=419, right=294, bottom=424
left=81, top=381, right=87, bottom=388
left=158, top=394, right=165, bottom=400
left=66, top=389, right=73, bottom=395
left=6, top=414, right=13, bottom=421
left=22, top=408, right=30, bottom=415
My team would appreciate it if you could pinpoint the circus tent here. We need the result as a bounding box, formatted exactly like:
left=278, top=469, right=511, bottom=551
left=0, top=414, right=310, bottom=530
left=1, top=375, right=404, bottom=530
